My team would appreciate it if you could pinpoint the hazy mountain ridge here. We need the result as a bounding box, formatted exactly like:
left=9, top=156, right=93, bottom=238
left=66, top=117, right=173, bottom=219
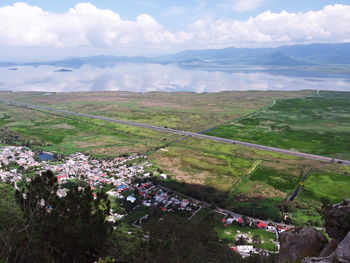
left=157, top=43, right=350, bottom=66
left=2, top=43, right=350, bottom=68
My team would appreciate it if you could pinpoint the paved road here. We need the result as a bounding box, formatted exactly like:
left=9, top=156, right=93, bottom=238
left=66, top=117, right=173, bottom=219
left=1, top=99, right=350, bottom=166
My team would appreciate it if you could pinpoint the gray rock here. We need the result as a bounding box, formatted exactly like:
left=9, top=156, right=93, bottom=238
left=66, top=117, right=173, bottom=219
left=302, top=257, right=332, bottom=263
left=333, top=231, right=350, bottom=263
left=302, top=231, right=350, bottom=263
left=325, top=199, right=350, bottom=240
left=319, top=239, right=339, bottom=257
left=279, top=227, right=328, bottom=263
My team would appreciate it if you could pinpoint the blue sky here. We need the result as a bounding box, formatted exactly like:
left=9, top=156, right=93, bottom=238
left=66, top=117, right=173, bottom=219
left=1, top=0, right=349, bottom=29
left=0, top=1, right=349, bottom=61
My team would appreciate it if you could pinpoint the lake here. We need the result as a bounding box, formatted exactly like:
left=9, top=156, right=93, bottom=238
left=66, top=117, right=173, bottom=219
left=0, top=63, right=349, bottom=93
left=39, top=152, right=55, bottom=161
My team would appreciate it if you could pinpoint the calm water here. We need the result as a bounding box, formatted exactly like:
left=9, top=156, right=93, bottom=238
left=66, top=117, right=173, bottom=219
left=0, top=64, right=349, bottom=93
left=39, top=152, right=55, bottom=161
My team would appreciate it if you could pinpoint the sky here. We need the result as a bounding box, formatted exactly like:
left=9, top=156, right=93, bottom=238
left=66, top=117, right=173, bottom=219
left=0, top=0, right=350, bottom=61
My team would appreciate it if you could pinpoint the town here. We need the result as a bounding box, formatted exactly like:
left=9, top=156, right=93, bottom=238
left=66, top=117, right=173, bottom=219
left=0, top=146, right=288, bottom=257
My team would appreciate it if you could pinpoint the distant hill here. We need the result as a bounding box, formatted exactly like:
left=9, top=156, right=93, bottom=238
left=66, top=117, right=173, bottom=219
left=23, top=55, right=152, bottom=68
left=156, top=43, right=350, bottom=66
left=1, top=43, right=350, bottom=68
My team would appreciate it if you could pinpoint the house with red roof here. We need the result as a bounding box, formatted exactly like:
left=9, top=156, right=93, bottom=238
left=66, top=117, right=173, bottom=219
left=257, top=221, right=268, bottom=229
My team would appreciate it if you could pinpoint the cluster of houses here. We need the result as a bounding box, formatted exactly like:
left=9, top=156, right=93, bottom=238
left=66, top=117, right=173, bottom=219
left=0, top=146, right=40, bottom=183
left=0, top=146, right=149, bottom=186
left=221, top=216, right=288, bottom=233
left=107, top=180, right=200, bottom=225
left=0, top=146, right=286, bottom=258
left=220, top=215, right=288, bottom=257
left=0, top=146, right=152, bottom=196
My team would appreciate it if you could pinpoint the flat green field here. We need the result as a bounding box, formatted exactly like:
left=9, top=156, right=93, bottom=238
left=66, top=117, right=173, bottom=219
left=0, top=102, right=179, bottom=157
left=150, top=136, right=350, bottom=225
left=206, top=91, right=350, bottom=159
left=0, top=90, right=311, bottom=132
left=1, top=90, right=349, bottom=226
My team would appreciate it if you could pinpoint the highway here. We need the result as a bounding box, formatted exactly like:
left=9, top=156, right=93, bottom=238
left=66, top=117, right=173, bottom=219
left=1, top=98, right=350, bottom=166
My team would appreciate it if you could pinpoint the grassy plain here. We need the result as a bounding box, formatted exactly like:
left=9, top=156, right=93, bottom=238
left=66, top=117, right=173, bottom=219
left=0, top=102, right=179, bottom=157
left=150, top=137, right=350, bottom=225
left=0, top=90, right=311, bottom=132
left=206, top=91, right=350, bottom=158
left=1, top=90, right=350, bottom=226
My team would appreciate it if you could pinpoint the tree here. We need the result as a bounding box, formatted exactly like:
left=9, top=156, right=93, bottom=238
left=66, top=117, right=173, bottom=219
left=0, top=183, right=25, bottom=263
left=236, top=236, right=248, bottom=246
left=252, top=235, right=261, bottom=245
left=12, top=170, right=112, bottom=262
left=138, top=214, right=240, bottom=263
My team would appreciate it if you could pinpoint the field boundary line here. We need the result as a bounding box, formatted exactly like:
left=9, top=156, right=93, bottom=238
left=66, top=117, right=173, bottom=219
left=231, top=160, right=262, bottom=194
left=1, top=99, right=349, bottom=166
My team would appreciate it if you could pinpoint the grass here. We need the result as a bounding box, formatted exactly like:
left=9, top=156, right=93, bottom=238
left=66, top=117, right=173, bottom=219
left=0, top=183, right=23, bottom=233
left=0, top=103, right=179, bottom=157
left=191, top=208, right=278, bottom=251
left=298, top=172, right=350, bottom=203
left=1, top=90, right=349, bottom=227
left=151, top=137, right=350, bottom=224
left=1, top=90, right=311, bottom=132
left=206, top=91, right=350, bottom=158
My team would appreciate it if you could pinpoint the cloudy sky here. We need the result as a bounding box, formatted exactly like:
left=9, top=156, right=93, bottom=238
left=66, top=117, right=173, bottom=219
left=1, top=0, right=350, bottom=61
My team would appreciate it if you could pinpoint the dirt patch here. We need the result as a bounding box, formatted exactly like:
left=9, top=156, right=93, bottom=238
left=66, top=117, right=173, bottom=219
left=87, top=145, right=144, bottom=156
left=236, top=183, right=285, bottom=200
left=208, top=109, right=224, bottom=112
left=247, top=183, right=286, bottom=198
left=262, top=161, right=301, bottom=176
left=323, top=123, right=337, bottom=127
left=177, top=171, right=210, bottom=185
left=155, top=155, right=207, bottom=185
left=195, top=154, right=227, bottom=166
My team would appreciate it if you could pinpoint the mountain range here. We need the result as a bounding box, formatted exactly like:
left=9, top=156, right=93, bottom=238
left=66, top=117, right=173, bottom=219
left=2, top=43, right=350, bottom=68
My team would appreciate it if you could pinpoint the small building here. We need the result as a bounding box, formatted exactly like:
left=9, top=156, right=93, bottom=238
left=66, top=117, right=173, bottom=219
left=127, top=195, right=136, bottom=203
left=257, top=221, right=268, bottom=229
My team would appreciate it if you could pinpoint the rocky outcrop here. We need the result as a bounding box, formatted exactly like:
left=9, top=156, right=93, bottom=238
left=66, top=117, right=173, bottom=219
left=318, top=239, right=339, bottom=257
left=325, top=199, right=350, bottom=240
left=281, top=199, right=350, bottom=263
left=302, top=231, right=350, bottom=263
left=278, top=228, right=328, bottom=263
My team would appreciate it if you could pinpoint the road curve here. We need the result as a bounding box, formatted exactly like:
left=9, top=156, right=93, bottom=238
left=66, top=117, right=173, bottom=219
left=1, top=99, right=349, bottom=166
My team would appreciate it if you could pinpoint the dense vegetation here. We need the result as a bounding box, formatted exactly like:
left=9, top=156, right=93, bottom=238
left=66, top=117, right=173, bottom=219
left=1, top=90, right=349, bottom=259
left=0, top=171, right=111, bottom=262
left=207, top=91, right=350, bottom=159
left=0, top=173, right=278, bottom=263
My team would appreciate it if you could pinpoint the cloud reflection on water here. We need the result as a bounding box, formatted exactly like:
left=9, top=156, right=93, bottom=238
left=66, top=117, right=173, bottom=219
left=0, top=63, right=349, bottom=93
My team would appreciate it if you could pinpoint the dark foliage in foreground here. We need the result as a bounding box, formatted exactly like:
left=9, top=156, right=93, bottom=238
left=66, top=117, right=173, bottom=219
left=0, top=171, right=111, bottom=263
left=0, top=171, right=279, bottom=263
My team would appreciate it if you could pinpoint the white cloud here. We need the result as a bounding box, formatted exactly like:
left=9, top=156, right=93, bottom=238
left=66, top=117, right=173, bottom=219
left=0, top=3, right=349, bottom=57
left=221, top=0, right=266, bottom=12
left=189, top=4, right=350, bottom=48
left=0, top=2, right=190, bottom=51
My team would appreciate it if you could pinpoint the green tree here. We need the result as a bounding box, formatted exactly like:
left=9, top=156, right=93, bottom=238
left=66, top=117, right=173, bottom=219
left=252, top=235, right=261, bottom=245
left=13, top=170, right=112, bottom=262
left=137, top=214, right=240, bottom=263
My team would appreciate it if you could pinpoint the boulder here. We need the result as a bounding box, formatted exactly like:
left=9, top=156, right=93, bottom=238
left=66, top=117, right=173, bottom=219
left=278, top=227, right=328, bottom=263
left=325, top=199, right=350, bottom=240
left=302, top=231, right=350, bottom=263
left=319, top=239, right=339, bottom=257
left=333, top=231, right=350, bottom=263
